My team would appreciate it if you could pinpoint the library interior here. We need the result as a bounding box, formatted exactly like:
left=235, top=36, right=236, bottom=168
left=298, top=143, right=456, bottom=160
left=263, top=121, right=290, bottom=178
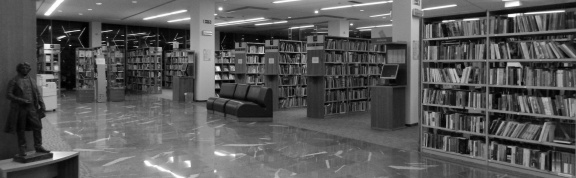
left=1, top=0, right=576, bottom=177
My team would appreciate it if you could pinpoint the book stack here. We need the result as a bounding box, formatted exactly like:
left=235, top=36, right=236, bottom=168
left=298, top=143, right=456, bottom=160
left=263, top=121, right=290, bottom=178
left=76, top=48, right=98, bottom=89
left=163, top=49, right=194, bottom=89
left=127, top=47, right=163, bottom=93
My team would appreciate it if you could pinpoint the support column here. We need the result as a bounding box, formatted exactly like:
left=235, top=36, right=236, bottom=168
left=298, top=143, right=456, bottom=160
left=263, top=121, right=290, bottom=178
left=0, top=0, right=36, bottom=160
left=393, top=0, right=421, bottom=125
left=189, top=0, right=216, bottom=100
left=328, top=20, right=349, bottom=37
left=89, top=21, right=102, bottom=48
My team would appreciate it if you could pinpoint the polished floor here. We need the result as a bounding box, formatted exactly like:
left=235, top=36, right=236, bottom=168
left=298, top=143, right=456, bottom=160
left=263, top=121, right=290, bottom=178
left=41, top=92, right=538, bottom=178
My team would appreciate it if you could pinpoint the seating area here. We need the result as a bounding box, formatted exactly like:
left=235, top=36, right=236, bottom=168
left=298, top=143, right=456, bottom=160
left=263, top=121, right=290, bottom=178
left=207, top=83, right=273, bottom=121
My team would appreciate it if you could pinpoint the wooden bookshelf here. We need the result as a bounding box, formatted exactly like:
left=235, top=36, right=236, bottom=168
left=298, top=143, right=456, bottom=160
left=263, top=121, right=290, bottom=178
left=234, top=42, right=265, bottom=85
left=38, top=44, right=61, bottom=90
left=75, top=48, right=99, bottom=103
left=127, top=47, right=163, bottom=94
left=420, top=4, right=576, bottom=177
left=305, top=35, right=391, bottom=118
left=215, top=50, right=236, bottom=96
left=163, top=49, right=195, bottom=89
left=102, top=46, right=125, bottom=101
left=263, top=39, right=307, bottom=110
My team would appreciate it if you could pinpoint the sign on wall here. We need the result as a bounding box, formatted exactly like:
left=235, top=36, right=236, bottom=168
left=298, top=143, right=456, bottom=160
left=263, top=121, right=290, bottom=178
left=203, top=20, right=212, bottom=24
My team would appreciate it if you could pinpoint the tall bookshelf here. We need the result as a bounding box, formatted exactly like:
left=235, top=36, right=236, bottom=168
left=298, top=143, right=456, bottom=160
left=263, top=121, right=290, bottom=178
left=38, top=44, right=61, bottom=90
left=75, top=48, right=99, bottom=102
left=234, top=42, right=266, bottom=85
left=163, top=49, right=195, bottom=89
left=420, top=4, right=576, bottom=178
left=306, top=35, right=388, bottom=118
left=215, top=50, right=236, bottom=96
left=103, top=46, right=125, bottom=101
left=263, top=39, right=308, bottom=110
left=127, top=47, right=163, bottom=94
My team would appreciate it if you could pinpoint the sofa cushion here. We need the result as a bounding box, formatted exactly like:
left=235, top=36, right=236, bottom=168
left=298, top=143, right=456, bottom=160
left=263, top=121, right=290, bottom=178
left=219, top=83, right=237, bottom=98
left=225, top=100, right=271, bottom=117
left=245, top=85, right=262, bottom=105
left=233, top=84, right=250, bottom=100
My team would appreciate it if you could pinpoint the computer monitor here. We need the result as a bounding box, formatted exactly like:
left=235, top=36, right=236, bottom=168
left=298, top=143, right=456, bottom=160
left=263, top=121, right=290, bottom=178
left=380, top=64, right=399, bottom=80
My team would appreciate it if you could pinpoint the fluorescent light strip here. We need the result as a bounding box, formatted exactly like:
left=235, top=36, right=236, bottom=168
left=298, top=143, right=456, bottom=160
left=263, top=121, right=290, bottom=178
left=101, top=30, right=113, bottom=33
left=356, top=24, right=392, bottom=29
left=359, top=29, right=372, bottom=31
left=215, top=17, right=267, bottom=26
left=463, top=18, right=480, bottom=21
left=216, top=19, right=268, bottom=27
left=369, top=12, right=391, bottom=17
left=45, top=0, right=64, bottom=16
left=255, top=21, right=287, bottom=26
left=504, top=1, right=521, bottom=8
left=64, top=30, right=81, bottom=33
left=273, top=0, right=300, bottom=3
left=167, top=17, right=191, bottom=23
left=321, top=1, right=391, bottom=11
left=525, top=10, right=565, bottom=15
left=422, top=4, right=457, bottom=11
left=441, top=20, right=455, bottom=23
left=289, top=25, right=314, bottom=29
left=143, top=10, right=187, bottom=20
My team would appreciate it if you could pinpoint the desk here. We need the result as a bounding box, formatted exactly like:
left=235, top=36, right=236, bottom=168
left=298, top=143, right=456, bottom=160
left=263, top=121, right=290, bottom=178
left=370, top=85, right=406, bottom=130
left=0, top=152, right=78, bottom=178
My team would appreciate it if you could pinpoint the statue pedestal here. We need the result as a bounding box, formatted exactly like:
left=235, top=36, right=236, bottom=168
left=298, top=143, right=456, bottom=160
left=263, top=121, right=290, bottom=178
left=13, top=152, right=53, bottom=164
left=0, top=152, right=78, bottom=178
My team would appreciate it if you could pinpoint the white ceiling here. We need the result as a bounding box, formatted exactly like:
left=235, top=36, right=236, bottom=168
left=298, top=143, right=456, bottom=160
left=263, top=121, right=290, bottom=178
left=36, top=0, right=575, bottom=33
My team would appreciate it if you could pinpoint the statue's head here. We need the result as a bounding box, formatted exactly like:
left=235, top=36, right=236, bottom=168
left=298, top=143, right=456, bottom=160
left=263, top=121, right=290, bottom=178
left=16, top=62, right=31, bottom=76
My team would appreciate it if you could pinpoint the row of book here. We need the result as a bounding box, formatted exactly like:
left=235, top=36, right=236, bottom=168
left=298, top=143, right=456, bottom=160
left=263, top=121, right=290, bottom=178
left=490, top=141, right=575, bottom=175
left=349, top=101, right=370, bottom=112
left=215, top=57, right=235, bottom=64
left=165, top=64, right=189, bottom=70
left=109, top=65, right=124, bottom=72
left=489, top=41, right=576, bottom=60
left=279, top=53, right=304, bottom=63
left=489, top=118, right=573, bottom=144
left=349, top=53, right=386, bottom=63
left=422, top=111, right=485, bottom=133
left=128, top=47, right=162, bottom=56
left=166, top=57, right=193, bottom=63
left=127, top=71, right=162, bottom=78
left=488, top=67, right=576, bottom=87
left=424, top=19, right=487, bottom=39
left=215, top=65, right=236, bottom=72
left=248, top=45, right=265, bottom=54
left=422, top=67, right=486, bottom=84
left=422, top=88, right=486, bottom=108
left=490, top=11, right=576, bottom=34
left=108, top=73, right=124, bottom=80
left=280, top=75, right=307, bottom=85
left=77, top=72, right=95, bottom=79
left=164, top=71, right=185, bottom=77
left=348, top=65, right=381, bottom=75
left=422, top=132, right=486, bottom=158
left=166, top=51, right=189, bottom=57
left=324, top=39, right=369, bottom=51
left=246, top=75, right=264, bottom=84
left=246, top=55, right=264, bottom=64
left=279, top=65, right=307, bottom=75
left=127, top=64, right=162, bottom=70
left=77, top=48, right=102, bottom=57
left=424, top=42, right=486, bottom=60
left=127, top=56, right=162, bottom=63
left=279, top=42, right=303, bottom=52
left=215, top=73, right=235, bottom=80
left=247, top=66, right=264, bottom=74
left=348, top=89, right=369, bottom=100
left=216, top=51, right=233, bottom=57
left=490, top=94, right=576, bottom=117
left=326, top=90, right=347, bottom=102
left=325, top=76, right=379, bottom=88
left=279, top=97, right=307, bottom=108
left=324, top=102, right=347, bottom=115
left=278, top=86, right=307, bottom=98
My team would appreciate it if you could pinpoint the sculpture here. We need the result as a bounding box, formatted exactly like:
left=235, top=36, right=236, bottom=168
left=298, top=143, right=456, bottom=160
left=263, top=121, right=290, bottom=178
left=4, top=62, right=51, bottom=158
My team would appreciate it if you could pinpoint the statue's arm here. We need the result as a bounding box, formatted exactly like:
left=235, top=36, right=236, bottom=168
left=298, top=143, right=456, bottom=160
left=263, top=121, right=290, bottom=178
left=6, top=79, right=27, bottom=104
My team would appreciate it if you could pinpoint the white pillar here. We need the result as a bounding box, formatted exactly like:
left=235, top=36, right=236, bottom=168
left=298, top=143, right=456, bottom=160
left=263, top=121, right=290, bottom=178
left=393, top=0, right=421, bottom=125
left=328, top=20, right=349, bottom=37
left=89, top=21, right=102, bottom=48
left=189, top=0, right=216, bottom=101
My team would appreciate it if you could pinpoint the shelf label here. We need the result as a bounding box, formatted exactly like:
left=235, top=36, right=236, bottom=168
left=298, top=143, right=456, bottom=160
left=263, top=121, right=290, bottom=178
left=269, top=58, right=274, bottom=64
left=312, top=57, right=319, bottom=64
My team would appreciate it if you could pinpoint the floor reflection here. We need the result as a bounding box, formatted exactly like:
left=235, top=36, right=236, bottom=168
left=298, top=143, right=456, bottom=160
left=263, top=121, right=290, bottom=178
left=44, top=93, right=538, bottom=178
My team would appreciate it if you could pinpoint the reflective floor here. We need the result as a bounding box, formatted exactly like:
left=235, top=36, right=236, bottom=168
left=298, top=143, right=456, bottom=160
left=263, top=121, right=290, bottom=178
left=42, top=93, right=537, bottom=178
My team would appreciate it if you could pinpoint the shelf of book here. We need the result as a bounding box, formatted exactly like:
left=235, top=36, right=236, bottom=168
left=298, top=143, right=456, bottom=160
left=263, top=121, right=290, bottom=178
left=421, top=4, right=576, bottom=177
left=127, top=47, right=163, bottom=94
left=422, top=147, right=487, bottom=164
left=75, top=48, right=100, bottom=103
left=102, top=46, right=125, bottom=101
left=305, top=35, right=392, bottom=118
left=215, top=50, right=236, bottom=96
left=422, top=125, right=485, bottom=137
left=234, top=42, right=266, bottom=85
left=38, top=44, right=61, bottom=90
left=163, top=49, right=195, bottom=89
left=263, top=39, right=308, bottom=110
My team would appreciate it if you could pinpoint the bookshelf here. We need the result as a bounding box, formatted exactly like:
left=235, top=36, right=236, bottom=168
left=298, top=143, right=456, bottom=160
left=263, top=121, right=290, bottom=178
left=263, top=39, right=308, bottom=110
left=75, top=48, right=100, bottom=103
left=215, top=50, right=236, bottom=96
left=305, top=35, right=390, bottom=118
left=102, top=46, right=125, bottom=101
left=163, top=49, right=195, bottom=89
left=420, top=4, right=576, bottom=178
left=38, top=44, right=61, bottom=90
left=127, top=47, right=163, bottom=94
left=234, top=42, right=265, bottom=85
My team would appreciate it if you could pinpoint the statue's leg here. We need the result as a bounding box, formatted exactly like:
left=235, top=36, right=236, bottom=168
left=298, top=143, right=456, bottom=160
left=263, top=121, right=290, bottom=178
left=16, top=116, right=27, bottom=157
left=33, top=129, right=50, bottom=153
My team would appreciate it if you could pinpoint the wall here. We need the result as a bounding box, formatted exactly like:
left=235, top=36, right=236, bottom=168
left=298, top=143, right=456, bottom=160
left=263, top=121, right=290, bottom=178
left=0, top=0, right=37, bottom=160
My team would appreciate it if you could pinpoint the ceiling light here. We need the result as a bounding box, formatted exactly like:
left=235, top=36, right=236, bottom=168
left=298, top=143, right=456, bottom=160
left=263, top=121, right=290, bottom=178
left=44, top=0, right=64, bottom=16
left=422, top=4, right=457, bottom=11
left=215, top=17, right=268, bottom=26
left=96, top=2, right=102, bottom=5
left=350, top=23, right=354, bottom=26
left=360, top=10, right=364, bottom=11
left=144, top=10, right=187, bottom=20
left=218, top=7, right=223, bottom=11
left=288, top=17, right=292, bottom=18
left=273, top=0, right=301, bottom=3
left=289, top=25, right=314, bottom=29
left=101, top=30, right=113, bottom=33
left=132, top=1, right=137, bottom=3
left=356, top=24, right=392, bottom=29
left=78, top=13, right=83, bottom=15
left=314, top=10, right=319, bottom=14
left=525, top=10, right=565, bottom=15
left=168, top=17, right=191, bottom=23
left=359, top=29, right=372, bottom=31
left=369, top=12, right=391, bottom=17
left=321, top=1, right=391, bottom=11
left=255, top=21, right=288, bottom=26
left=504, top=1, right=521, bottom=8
left=88, top=9, right=92, bottom=11
left=321, top=5, right=352, bottom=10
left=441, top=20, right=455, bottom=23
left=463, top=18, right=479, bottom=21
left=214, top=14, right=218, bottom=16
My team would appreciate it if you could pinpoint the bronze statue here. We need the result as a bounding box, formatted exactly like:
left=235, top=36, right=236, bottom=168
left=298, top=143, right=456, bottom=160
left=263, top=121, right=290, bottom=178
left=4, top=62, right=51, bottom=157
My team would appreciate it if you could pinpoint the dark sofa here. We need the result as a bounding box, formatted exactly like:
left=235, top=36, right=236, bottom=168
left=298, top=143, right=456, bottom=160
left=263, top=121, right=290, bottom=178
left=207, top=83, right=273, bottom=118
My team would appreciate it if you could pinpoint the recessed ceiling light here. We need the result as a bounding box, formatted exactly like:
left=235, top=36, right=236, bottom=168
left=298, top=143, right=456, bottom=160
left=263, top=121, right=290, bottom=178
left=321, top=1, right=392, bottom=11
left=167, top=17, right=191, bottom=23
left=132, top=1, right=137, bottom=3
left=96, top=2, right=102, bottom=5
left=369, top=12, right=391, bottom=17
left=44, top=0, right=64, bottom=16
left=218, top=7, right=223, bottom=11
left=314, top=10, right=319, bottom=14
left=79, top=13, right=83, bottom=15
left=356, top=24, right=392, bottom=29
left=214, top=14, right=218, bottom=16
left=504, top=1, right=521, bottom=7
left=350, top=23, right=353, bottom=26
left=288, top=17, right=292, bottom=18
left=463, top=18, right=480, bottom=21
left=255, top=21, right=288, bottom=26
left=289, top=25, right=314, bottom=29
left=273, top=0, right=300, bottom=3
left=422, top=4, right=457, bottom=11
left=360, top=10, right=364, bottom=11
left=88, top=9, right=92, bottom=11
left=144, top=10, right=187, bottom=20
